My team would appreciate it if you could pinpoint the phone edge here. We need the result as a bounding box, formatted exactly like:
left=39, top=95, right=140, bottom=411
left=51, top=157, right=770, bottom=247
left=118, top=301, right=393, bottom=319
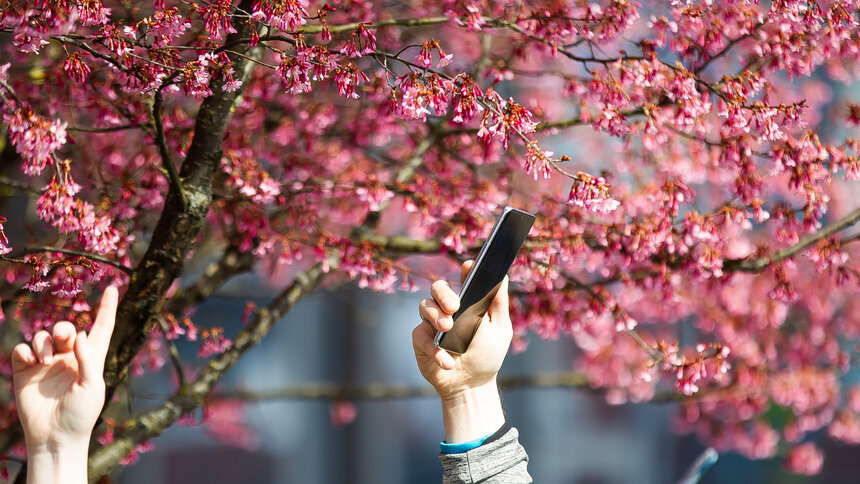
left=433, top=206, right=518, bottom=351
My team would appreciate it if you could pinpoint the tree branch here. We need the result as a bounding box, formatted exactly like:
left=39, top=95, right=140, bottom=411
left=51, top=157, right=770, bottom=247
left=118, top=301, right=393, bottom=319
left=103, top=0, right=260, bottom=401
left=67, top=123, right=144, bottom=133
left=211, top=371, right=591, bottom=401
left=88, top=261, right=330, bottom=481
left=0, top=175, right=40, bottom=195
left=156, top=316, right=187, bottom=390
left=166, top=245, right=256, bottom=314
left=152, top=90, right=186, bottom=210
left=3, top=246, right=133, bottom=273
left=723, top=206, right=860, bottom=272
left=51, top=36, right=129, bottom=72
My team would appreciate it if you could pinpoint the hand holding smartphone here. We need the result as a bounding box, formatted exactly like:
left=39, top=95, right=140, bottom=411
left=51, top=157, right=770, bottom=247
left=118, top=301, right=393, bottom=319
left=433, top=207, right=535, bottom=354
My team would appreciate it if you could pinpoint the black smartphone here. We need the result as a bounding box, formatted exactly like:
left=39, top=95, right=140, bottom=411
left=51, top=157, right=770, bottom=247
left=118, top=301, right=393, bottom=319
left=433, top=206, right=535, bottom=354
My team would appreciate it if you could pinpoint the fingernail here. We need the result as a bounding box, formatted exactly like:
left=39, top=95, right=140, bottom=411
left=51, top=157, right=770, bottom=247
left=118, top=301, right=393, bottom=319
left=439, top=315, right=453, bottom=328
left=445, top=297, right=458, bottom=309
left=43, top=355, right=52, bottom=365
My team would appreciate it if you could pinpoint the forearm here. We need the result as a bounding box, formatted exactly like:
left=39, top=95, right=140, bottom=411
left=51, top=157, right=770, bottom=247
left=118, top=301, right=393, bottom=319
left=26, top=443, right=89, bottom=484
left=440, top=379, right=505, bottom=443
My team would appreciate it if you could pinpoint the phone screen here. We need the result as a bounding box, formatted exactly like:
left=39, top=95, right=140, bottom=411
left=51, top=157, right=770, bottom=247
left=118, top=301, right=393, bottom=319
left=435, top=207, right=535, bottom=354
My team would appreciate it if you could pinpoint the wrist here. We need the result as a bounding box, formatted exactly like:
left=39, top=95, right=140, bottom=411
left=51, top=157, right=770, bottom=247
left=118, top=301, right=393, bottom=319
left=440, top=379, right=505, bottom=444
left=26, top=441, right=89, bottom=484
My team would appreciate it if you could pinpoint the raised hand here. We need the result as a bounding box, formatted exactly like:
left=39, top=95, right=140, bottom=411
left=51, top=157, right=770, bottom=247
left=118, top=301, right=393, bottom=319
left=412, top=261, right=511, bottom=443
left=11, top=286, right=118, bottom=484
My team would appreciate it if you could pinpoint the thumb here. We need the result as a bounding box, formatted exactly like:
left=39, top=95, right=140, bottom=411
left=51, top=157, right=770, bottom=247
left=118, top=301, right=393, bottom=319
left=74, top=331, right=104, bottom=388
left=488, top=275, right=510, bottom=323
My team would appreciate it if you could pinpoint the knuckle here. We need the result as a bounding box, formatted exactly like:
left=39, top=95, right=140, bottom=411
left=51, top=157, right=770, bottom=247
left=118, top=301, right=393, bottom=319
left=431, top=280, right=447, bottom=294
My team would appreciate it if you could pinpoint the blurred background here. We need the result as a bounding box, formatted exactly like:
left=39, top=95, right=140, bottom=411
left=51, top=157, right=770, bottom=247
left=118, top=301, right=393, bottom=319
left=102, top=279, right=859, bottom=484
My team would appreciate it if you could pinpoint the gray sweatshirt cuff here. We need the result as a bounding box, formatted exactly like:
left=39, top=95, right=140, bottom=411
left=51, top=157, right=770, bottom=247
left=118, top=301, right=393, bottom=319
left=439, top=426, right=532, bottom=483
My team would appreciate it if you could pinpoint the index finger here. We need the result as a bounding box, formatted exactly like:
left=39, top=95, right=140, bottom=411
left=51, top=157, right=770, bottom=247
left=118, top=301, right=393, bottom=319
left=89, top=286, right=118, bottom=357
left=430, top=280, right=459, bottom=314
left=460, top=260, right=474, bottom=285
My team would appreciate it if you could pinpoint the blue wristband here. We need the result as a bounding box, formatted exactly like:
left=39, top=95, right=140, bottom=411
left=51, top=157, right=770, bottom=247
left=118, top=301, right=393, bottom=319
left=439, top=432, right=494, bottom=454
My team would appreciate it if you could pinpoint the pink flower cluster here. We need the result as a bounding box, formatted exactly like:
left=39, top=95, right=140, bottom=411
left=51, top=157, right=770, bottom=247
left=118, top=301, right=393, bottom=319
left=567, top=171, right=620, bottom=214
left=198, top=0, right=237, bottom=39
left=656, top=342, right=731, bottom=396
left=477, top=94, right=538, bottom=150
left=204, top=399, right=259, bottom=450
left=197, top=327, right=233, bottom=358
left=251, top=0, right=309, bottom=32
left=0, top=217, right=10, bottom=256
left=119, top=441, right=155, bottom=466
left=4, top=107, right=67, bottom=176
left=34, top=171, right=120, bottom=256
left=62, top=52, right=91, bottom=83
left=785, top=442, right=824, bottom=475
left=397, top=73, right=452, bottom=121
left=221, top=148, right=281, bottom=204
left=451, top=74, right=484, bottom=123
left=277, top=50, right=313, bottom=94
left=333, top=63, right=370, bottom=99
left=144, top=7, right=193, bottom=47
left=524, top=146, right=553, bottom=181
left=415, top=39, right=453, bottom=68
left=75, top=0, right=111, bottom=26
left=339, top=23, right=376, bottom=57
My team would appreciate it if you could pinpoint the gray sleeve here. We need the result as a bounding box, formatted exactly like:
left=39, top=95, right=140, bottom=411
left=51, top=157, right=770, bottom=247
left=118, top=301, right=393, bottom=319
left=439, top=426, right=532, bottom=483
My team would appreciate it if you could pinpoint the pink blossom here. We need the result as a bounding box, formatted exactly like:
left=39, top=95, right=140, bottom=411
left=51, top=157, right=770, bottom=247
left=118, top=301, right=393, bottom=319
left=94, top=24, right=134, bottom=56
left=204, top=399, right=259, bottom=449
left=62, top=52, right=91, bottom=82
left=567, top=172, right=620, bottom=214
left=397, top=73, right=451, bottom=121
left=198, top=0, right=237, bottom=39
left=340, top=23, right=376, bottom=57
left=451, top=74, right=483, bottom=123
left=222, top=148, right=281, bottom=203
left=355, top=183, right=393, bottom=211
left=120, top=441, right=155, bottom=466
left=223, top=78, right=243, bottom=92
left=251, top=0, right=308, bottom=32
left=276, top=52, right=313, bottom=94
left=330, top=401, right=357, bottom=427
left=4, top=108, right=67, bottom=176
left=785, top=443, right=824, bottom=475
left=198, top=328, right=233, bottom=358
left=98, top=426, right=115, bottom=445
left=0, top=217, right=10, bottom=255
left=139, top=8, right=192, bottom=48
left=415, top=38, right=452, bottom=68
left=76, top=0, right=111, bottom=26
left=828, top=411, right=860, bottom=444
left=333, top=63, right=370, bottom=99
left=477, top=95, right=538, bottom=150
left=524, top=147, right=553, bottom=180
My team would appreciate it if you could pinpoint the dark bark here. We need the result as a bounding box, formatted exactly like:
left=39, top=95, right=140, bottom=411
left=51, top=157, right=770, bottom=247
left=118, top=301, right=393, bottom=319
left=103, top=1, right=258, bottom=396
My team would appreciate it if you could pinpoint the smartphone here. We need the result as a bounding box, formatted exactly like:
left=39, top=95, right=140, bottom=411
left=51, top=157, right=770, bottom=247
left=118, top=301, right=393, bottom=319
left=433, top=206, right=535, bottom=354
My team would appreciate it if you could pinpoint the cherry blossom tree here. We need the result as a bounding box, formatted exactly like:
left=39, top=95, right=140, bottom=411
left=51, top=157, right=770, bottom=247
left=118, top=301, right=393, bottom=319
left=1, top=0, right=859, bottom=480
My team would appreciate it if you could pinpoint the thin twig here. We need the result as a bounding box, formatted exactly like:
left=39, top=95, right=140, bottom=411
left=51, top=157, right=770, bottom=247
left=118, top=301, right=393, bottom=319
left=152, top=90, right=187, bottom=210
left=4, top=246, right=133, bottom=273
left=156, top=316, right=188, bottom=389
left=68, top=123, right=144, bottom=133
